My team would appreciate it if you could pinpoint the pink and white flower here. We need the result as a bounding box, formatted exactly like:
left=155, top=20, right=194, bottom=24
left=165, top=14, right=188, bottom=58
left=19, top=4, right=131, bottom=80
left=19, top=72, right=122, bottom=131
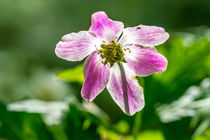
left=55, top=11, right=169, bottom=115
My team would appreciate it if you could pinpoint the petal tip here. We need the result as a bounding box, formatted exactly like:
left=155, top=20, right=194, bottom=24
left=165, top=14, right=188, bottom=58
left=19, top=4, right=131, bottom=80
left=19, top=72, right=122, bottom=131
left=81, top=89, right=94, bottom=102
left=125, top=95, right=145, bottom=116
left=55, top=41, right=63, bottom=58
left=125, top=103, right=145, bottom=116
left=162, top=32, right=170, bottom=44
left=82, top=94, right=93, bottom=102
left=159, top=55, right=168, bottom=73
left=91, top=11, right=107, bottom=17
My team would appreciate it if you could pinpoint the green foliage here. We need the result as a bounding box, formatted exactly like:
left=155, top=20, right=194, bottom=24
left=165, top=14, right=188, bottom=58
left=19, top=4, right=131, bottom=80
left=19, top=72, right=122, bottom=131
left=56, top=65, right=84, bottom=84
left=0, top=0, right=210, bottom=139
left=1, top=28, right=210, bottom=140
left=0, top=99, right=108, bottom=140
left=141, top=29, right=210, bottom=129
left=43, top=28, right=210, bottom=140
left=0, top=103, right=54, bottom=140
left=137, top=130, right=164, bottom=140
left=63, top=104, right=100, bottom=140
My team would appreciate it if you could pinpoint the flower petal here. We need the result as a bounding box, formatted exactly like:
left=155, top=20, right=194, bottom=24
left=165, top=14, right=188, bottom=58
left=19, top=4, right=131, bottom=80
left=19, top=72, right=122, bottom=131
left=120, top=25, right=169, bottom=47
left=81, top=52, right=110, bottom=102
left=89, top=11, right=124, bottom=42
left=125, top=46, right=168, bottom=76
left=55, top=31, right=98, bottom=61
left=106, top=63, right=144, bottom=115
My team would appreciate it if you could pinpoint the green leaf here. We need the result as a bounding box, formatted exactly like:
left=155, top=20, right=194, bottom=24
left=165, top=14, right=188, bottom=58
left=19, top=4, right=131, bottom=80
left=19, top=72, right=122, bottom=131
left=136, top=130, right=164, bottom=140
left=63, top=101, right=105, bottom=140
left=97, top=128, right=164, bottom=140
left=141, top=28, right=210, bottom=139
left=56, top=65, right=84, bottom=84
left=0, top=102, right=55, bottom=140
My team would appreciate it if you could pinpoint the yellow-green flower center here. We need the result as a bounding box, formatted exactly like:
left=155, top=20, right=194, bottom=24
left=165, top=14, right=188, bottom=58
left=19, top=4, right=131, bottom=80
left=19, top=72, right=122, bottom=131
left=99, top=41, right=127, bottom=67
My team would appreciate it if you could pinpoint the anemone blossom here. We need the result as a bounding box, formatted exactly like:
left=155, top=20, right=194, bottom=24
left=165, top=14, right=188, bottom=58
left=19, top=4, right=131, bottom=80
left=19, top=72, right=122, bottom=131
left=55, top=11, right=169, bottom=115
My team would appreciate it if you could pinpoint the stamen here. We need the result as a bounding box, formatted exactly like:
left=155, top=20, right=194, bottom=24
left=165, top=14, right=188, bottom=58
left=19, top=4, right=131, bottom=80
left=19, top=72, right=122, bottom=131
left=131, top=75, right=137, bottom=79
left=99, top=40, right=127, bottom=67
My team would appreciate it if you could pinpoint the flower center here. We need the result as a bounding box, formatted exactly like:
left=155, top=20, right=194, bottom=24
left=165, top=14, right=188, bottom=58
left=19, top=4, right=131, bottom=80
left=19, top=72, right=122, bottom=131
left=99, top=40, right=127, bottom=67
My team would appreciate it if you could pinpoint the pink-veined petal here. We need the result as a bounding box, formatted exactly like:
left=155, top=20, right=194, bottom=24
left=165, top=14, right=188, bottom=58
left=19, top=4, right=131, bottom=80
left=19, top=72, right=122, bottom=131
left=125, top=46, right=168, bottom=76
left=120, top=25, right=169, bottom=47
left=106, top=63, right=144, bottom=115
left=81, top=52, right=110, bottom=102
left=89, top=11, right=124, bottom=42
left=55, top=31, right=98, bottom=61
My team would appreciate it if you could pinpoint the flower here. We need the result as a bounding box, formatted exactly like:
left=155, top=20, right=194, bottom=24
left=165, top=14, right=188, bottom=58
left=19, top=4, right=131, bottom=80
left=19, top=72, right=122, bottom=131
left=55, top=11, right=169, bottom=115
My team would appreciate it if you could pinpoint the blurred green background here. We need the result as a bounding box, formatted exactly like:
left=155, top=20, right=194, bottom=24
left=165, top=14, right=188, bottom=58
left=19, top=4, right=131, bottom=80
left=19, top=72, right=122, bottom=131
left=0, top=0, right=210, bottom=139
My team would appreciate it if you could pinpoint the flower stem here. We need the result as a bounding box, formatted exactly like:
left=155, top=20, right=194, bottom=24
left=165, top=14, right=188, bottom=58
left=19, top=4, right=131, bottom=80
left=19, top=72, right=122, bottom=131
left=132, top=77, right=144, bottom=140
left=132, top=111, right=142, bottom=140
